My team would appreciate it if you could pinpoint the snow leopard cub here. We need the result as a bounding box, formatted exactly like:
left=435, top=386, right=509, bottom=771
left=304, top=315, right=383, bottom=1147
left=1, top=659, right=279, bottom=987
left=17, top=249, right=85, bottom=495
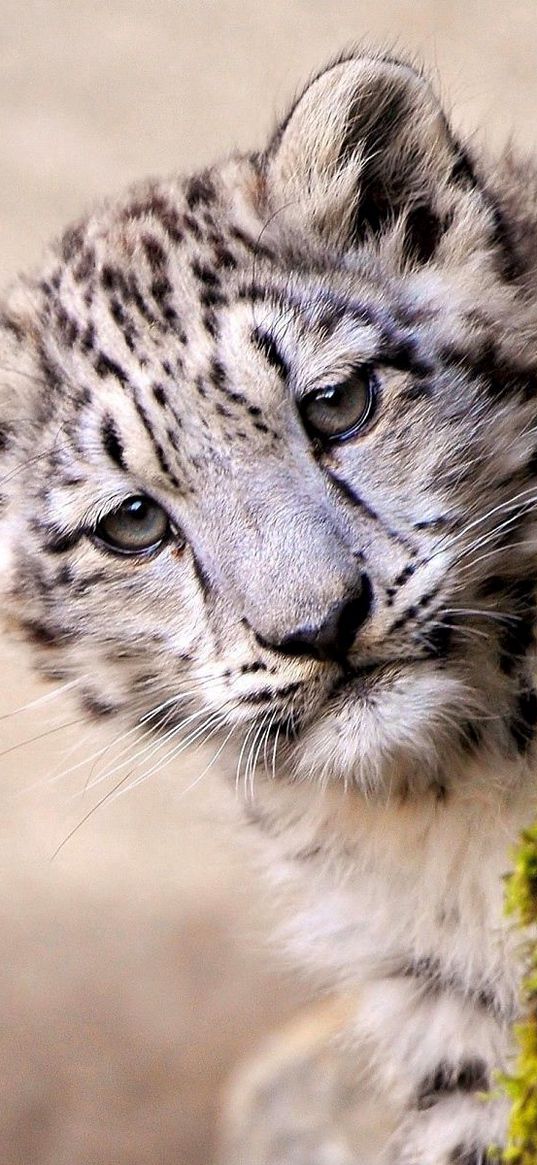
left=2, top=50, right=537, bottom=1163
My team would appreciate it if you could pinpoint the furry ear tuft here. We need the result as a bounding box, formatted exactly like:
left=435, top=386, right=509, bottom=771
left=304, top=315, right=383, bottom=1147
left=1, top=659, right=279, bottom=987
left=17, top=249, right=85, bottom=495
left=265, top=53, right=514, bottom=272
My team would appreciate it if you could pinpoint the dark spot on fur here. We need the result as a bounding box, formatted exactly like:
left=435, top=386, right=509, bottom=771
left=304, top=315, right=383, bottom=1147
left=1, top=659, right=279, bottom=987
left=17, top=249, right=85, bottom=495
left=0, top=312, right=23, bottom=342
left=442, top=336, right=530, bottom=400
left=216, top=403, right=232, bottom=418
left=81, top=693, right=118, bottom=719
left=43, top=526, right=83, bottom=555
left=129, top=392, right=182, bottom=490
left=416, top=1059, right=489, bottom=1111
left=101, top=415, right=127, bottom=470
left=213, top=243, right=237, bottom=270
left=200, top=287, right=226, bottom=309
left=55, top=306, right=80, bottom=346
left=393, top=563, right=416, bottom=588
left=252, top=327, right=289, bottom=381
left=128, top=276, right=160, bottom=327
left=94, top=352, right=128, bottom=385
left=61, top=224, right=84, bottom=262
left=101, top=265, right=118, bottom=291
left=400, top=955, right=506, bottom=1020
left=202, top=310, right=218, bottom=338
left=449, top=1149, right=490, bottom=1165
left=152, top=383, right=167, bottom=407
left=229, top=224, right=270, bottom=255
left=73, top=248, right=95, bottom=282
left=183, top=213, right=202, bottom=239
left=163, top=305, right=180, bottom=326
left=413, top=516, right=452, bottom=531
left=209, top=358, right=227, bottom=392
left=422, top=619, right=453, bottom=660
left=72, top=570, right=107, bottom=596
left=404, top=205, right=446, bottom=266
left=81, top=323, right=95, bottom=352
left=109, top=298, right=127, bottom=327
left=143, top=235, right=167, bottom=271
left=237, top=282, right=268, bottom=304
left=416, top=588, right=440, bottom=611
left=510, top=688, right=537, bottom=753
left=185, top=173, right=216, bottom=209
left=21, top=620, right=68, bottom=648
left=55, top=564, right=73, bottom=587
left=192, top=259, right=219, bottom=287
left=164, top=426, right=179, bottom=450
left=123, top=192, right=184, bottom=244
left=151, top=277, right=172, bottom=306
left=240, top=682, right=300, bottom=705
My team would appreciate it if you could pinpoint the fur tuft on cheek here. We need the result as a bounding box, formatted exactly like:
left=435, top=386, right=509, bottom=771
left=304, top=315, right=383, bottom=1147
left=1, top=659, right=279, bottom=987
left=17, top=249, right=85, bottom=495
left=292, top=666, right=480, bottom=796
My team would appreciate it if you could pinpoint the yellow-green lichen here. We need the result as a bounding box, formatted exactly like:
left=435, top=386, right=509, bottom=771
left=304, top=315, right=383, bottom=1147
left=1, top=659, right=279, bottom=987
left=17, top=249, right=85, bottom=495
left=500, top=824, right=537, bottom=1164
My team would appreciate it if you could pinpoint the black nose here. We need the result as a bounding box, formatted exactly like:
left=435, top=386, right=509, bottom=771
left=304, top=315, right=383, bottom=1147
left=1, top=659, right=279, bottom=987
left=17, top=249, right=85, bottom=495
left=271, top=574, right=372, bottom=663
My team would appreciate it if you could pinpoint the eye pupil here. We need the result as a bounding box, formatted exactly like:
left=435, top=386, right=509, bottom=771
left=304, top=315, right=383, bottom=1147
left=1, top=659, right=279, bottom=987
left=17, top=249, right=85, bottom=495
left=93, top=495, right=171, bottom=556
left=319, top=386, right=340, bottom=406
left=300, top=367, right=376, bottom=442
left=125, top=498, right=148, bottom=520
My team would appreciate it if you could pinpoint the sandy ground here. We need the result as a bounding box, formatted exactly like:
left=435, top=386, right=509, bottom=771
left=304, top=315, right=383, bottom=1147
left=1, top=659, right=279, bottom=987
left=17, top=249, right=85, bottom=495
left=2, top=4, right=537, bottom=1163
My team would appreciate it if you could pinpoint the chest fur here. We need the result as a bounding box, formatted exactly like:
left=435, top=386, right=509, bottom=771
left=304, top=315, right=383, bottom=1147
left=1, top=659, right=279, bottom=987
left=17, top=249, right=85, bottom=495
left=243, top=767, right=535, bottom=1014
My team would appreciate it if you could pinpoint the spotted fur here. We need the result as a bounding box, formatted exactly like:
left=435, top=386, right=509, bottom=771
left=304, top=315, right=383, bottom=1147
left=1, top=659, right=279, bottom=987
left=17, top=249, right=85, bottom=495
left=2, top=52, right=537, bottom=1162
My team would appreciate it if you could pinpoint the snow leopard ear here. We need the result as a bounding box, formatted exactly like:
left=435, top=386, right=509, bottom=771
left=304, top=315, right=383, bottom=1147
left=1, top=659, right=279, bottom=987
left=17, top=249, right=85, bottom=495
left=265, top=53, right=516, bottom=274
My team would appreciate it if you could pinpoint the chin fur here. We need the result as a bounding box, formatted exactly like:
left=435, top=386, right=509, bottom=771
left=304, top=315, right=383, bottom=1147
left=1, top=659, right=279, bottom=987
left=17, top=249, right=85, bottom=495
left=290, top=664, right=485, bottom=796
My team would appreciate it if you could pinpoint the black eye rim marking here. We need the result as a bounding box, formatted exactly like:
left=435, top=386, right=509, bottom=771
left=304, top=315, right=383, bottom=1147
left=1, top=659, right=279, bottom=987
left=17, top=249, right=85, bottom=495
left=299, top=365, right=378, bottom=444
left=90, top=494, right=180, bottom=558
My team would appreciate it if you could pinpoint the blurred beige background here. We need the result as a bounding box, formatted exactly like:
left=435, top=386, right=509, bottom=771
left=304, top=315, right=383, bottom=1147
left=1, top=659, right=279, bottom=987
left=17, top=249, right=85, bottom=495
left=2, top=3, right=537, bottom=1163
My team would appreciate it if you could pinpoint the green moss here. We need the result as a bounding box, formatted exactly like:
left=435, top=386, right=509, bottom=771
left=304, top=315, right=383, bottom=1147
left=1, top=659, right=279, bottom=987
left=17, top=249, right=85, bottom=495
left=500, top=824, right=537, bottom=1164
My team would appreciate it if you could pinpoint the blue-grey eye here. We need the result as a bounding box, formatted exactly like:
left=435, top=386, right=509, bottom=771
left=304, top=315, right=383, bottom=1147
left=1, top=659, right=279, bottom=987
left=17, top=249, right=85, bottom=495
left=301, top=368, right=376, bottom=442
left=93, top=496, right=170, bottom=555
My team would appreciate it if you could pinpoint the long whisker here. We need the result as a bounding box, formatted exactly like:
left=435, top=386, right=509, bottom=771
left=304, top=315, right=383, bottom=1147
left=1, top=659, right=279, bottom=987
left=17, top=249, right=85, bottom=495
left=84, top=686, right=214, bottom=791
left=0, top=716, right=87, bottom=760
left=440, top=503, right=537, bottom=573
left=32, top=687, right=208, bottom=794
left=263, top=707, right=281, bottom=776
left=245, top=710, right=272, bottom=800
left=49, top=708, right=229, bottom=859
left=235, top=719, right=263, bottom=797
left=453, top=539, right=535, bottom=579
left=427, top=486, right=537, bottom=562
left=0, top=676, right=84, bottom=721
left=82, top=704, right=218, bottom=794
left=117, top=711, right=229, bottom=800
left=443, top=607, right=520, bottom=625
left=176, top=722, right=237, bottom=801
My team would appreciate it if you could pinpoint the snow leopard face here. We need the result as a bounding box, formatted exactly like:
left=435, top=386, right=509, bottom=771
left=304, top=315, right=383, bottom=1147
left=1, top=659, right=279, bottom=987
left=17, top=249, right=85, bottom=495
left=2, top=53, right=537, bottom=797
